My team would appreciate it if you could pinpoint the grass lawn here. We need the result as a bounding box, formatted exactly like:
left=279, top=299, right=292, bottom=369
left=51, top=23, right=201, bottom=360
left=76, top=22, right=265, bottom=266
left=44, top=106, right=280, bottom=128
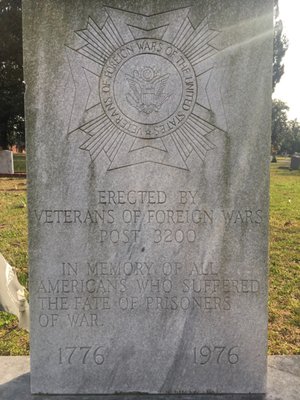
left=0, top=157, right=299, bottom=355
left=0, top=177, right=29, bottom=355
left=268, top=157, right=300, bottom=354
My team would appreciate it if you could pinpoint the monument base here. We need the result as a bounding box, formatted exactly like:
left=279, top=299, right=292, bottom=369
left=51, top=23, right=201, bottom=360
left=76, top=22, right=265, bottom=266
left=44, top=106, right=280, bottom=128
left=0, top=356, right=299, bottom=400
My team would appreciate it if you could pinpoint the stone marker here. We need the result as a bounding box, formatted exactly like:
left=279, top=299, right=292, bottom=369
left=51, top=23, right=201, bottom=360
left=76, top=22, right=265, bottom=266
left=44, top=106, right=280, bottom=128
left=23, top=0, right=273, bottom=395
left=0, top=150, right=14, bottom=174
left=290, top=155, right=300, bottom=170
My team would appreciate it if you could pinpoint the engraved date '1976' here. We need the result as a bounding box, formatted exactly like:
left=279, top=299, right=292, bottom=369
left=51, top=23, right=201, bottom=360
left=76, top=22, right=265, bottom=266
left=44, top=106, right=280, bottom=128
left=193, top=345, right=239, bottom=365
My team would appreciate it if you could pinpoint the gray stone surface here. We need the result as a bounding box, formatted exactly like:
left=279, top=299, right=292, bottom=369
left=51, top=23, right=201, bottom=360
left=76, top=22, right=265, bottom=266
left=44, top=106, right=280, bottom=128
left=0, top=151, right=14, bottom=174
left=290, top=156, right=300, bottom=170
left=1, top=356, right=300, bottom=400
left=23, top=0, right=273, bottom=395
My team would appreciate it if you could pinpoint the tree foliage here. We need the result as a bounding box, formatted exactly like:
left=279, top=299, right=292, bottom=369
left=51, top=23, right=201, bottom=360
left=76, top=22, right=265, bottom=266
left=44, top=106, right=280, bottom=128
left=270, top=1, right=295, bottom=157
left=272, top=99, right=300, bottom=155
left=272, top=99, right=290, bottom=151
left=281, top=119, right=300, bottom=155
left=273, top=0, right=288, bottom=92
left=0, top=0, right=24, bottom=150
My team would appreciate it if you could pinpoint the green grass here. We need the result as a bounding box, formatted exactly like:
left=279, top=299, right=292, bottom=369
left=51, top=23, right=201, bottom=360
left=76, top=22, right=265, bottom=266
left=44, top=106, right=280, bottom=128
left=0, top=177, right=29, bottom=355
left=0, top=312, right=29, bottom=355
left=268, top=157, right=300, bottom=354
left=13, top=153, right=26, bottom=173
left=0, top=158, right=299, bottom=355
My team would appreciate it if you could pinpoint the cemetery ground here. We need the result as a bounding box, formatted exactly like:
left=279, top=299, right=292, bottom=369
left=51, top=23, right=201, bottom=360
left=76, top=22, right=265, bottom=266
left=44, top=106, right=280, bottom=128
left=0, top=158, right=299, bottom=356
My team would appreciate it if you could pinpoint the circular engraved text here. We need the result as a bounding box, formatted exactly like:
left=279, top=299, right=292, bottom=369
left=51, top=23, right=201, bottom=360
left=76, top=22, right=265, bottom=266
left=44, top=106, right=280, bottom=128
left=100, top=39, right=197, bottom=139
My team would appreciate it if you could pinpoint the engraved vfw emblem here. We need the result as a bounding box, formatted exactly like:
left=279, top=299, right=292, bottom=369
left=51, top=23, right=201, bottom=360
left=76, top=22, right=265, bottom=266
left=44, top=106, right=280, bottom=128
left=126, top=67, right=171, bottom=115
left=66, top=7, right=226, bottom=171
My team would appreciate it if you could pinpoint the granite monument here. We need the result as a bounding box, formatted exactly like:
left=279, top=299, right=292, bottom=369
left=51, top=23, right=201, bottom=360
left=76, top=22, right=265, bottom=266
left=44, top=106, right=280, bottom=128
left=23, top=0, right=273, bottom=395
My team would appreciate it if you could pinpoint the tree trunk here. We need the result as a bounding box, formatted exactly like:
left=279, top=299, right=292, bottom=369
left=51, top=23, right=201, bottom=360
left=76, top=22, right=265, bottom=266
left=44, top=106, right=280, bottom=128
left=0, top=121, right=9, bottom=150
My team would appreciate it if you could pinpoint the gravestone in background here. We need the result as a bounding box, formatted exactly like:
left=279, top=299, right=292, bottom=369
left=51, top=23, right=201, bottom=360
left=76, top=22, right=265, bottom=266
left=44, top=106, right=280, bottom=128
left=0, top=151, right=14, bottom=174
left=23, top=0, right=273, bottom=395
left=290, top=156, right=300, bottom=170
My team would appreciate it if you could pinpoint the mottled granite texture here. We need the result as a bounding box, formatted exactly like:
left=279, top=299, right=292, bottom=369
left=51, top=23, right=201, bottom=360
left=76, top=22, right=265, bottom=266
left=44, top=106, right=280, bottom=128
left=1, top=356, right=300, bottom=400
left=23, top=0, right=273, bottom=395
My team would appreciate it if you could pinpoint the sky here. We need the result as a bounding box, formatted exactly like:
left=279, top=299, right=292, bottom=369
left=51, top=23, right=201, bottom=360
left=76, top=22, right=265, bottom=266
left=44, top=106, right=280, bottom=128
left=273, top=0, right=300, bottom=121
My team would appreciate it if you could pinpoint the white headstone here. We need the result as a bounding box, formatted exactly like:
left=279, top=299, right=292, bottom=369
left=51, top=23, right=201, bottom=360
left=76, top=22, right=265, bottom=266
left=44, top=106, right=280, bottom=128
left=0, top=151, right=14, bottom=174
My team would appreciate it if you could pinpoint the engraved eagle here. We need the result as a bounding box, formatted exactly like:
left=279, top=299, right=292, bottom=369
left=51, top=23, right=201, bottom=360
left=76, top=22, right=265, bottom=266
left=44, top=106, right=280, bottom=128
left=125, top=67, right=172, bottom=115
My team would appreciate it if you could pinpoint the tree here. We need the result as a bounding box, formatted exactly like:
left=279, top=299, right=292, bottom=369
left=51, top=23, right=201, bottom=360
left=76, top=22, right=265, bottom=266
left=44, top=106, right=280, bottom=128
left=271, top=1, right=289, bottom=161
left=273, top=0, right=288, bottom=92
left=281, top=119, right=300, bottom=155
left=0, top=0, right=24, bottom=150
left=271, top=99, right=290, bottom=160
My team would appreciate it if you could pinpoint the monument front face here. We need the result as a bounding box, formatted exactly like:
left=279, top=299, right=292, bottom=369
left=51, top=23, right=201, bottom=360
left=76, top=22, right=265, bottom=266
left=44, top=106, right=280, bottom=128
left=24, top=0, right=273, bottom=394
